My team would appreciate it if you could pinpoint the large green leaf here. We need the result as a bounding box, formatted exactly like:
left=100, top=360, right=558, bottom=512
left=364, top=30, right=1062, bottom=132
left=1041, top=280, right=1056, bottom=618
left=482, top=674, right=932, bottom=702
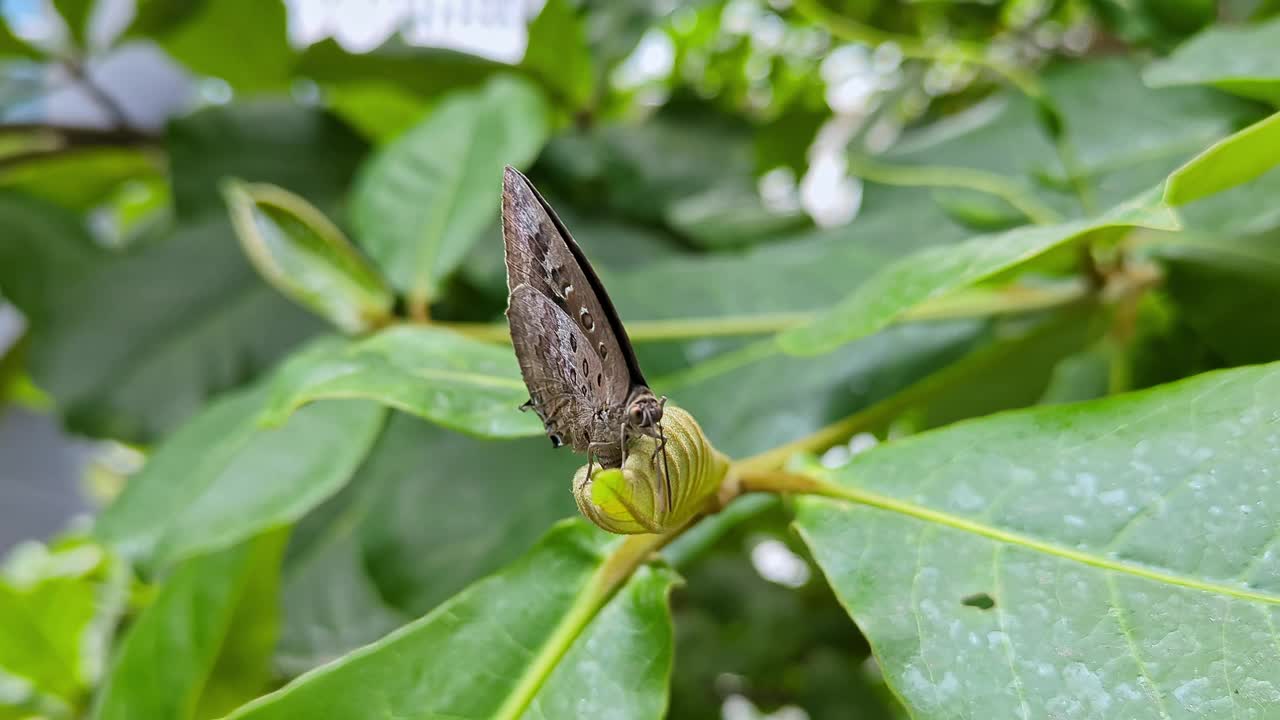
left=20, top=213, right=326, bottom=441
left=123, top=0, right=206, bottom=38
left=53, top=0, right=95, bottom=47
left=94, top=379, right=384, bottom=569
left=274, top=532, right=409, bottom=677
left=1144, top=16, right=1280, bottom=103
left=350, top=76, right=550, bottom=305
left=92, top=531, right=287, bottom=720
left=0, top=17, right=40, bottom=59
left=523, top=0, right=595, bottom=110
left=1149, top=232, right=1280, bottom=365
left=228, top=522, right=676, bottom=720
left=159, top=0, right=293, bottom=92
left=778, top=189, right=1179, bottom=356
left=0, top=539, right=127, bottom=710
left=167, top=101, right=367, bottom=219
left=0, top=147, right=162, bottom=211
left=867, top=59, right=1251, bottom=222
left=296, top=39, right=502, bottom=100
left=1165, top=111, right=1280, bottom=205
left=260, top=326, right=541, bottom=438
left=1043, top=58, right=1257, bottom=208
left=274, top=414, right=578, bottom=672
left=223, top=181, right=394, bottom=333
left=795, top=362, right=1280, bottom=718
left=0, top=192, right=102, bottom=320
left=4, top=103, right=367, bottom=440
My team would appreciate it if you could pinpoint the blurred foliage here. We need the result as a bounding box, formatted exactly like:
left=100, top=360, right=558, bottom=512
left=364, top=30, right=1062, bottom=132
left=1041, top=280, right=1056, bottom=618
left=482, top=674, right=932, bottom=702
left=2, top=0, right=1280, bottom=718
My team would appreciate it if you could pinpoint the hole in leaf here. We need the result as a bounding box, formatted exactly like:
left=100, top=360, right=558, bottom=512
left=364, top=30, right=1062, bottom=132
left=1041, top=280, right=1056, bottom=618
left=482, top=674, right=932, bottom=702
left=961, top=592, right=995, bottom=610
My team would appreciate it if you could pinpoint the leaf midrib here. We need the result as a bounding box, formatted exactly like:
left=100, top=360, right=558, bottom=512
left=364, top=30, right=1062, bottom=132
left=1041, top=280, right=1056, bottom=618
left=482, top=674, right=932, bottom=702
left=808, top=478, right=1280, bottom=605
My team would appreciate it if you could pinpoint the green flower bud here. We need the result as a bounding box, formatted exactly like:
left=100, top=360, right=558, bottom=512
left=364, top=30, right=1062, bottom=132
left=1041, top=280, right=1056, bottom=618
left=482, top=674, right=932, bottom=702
left=573, top=405, right=730, bottom=534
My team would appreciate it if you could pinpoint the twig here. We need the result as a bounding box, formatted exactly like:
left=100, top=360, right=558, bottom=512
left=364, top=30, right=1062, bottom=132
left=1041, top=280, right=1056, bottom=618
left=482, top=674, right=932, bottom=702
left=61, top=58, right=133, bottom=129
left=0, top=122, right=158, bottom=170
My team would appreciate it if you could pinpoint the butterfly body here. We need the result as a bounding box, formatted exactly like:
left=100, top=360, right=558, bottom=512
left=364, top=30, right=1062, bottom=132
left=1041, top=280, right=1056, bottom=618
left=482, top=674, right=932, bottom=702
left=501, top=167, right=669, bottom=498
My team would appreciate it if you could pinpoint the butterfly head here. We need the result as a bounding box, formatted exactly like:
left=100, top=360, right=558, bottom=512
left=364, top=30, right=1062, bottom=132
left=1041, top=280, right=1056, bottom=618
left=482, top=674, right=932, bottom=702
left=627, top=391, right=666, bottom=437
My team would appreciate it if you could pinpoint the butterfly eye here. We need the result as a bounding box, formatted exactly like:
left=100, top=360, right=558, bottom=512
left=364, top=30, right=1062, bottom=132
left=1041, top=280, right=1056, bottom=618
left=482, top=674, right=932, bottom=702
left=630, top=407, right=644, bottom=423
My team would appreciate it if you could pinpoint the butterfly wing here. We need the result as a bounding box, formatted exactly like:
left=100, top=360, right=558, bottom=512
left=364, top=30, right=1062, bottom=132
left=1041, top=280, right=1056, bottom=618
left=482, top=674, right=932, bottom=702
left=502, top=166, right=641, bottom=405
left=506, top=285, right=620, bottom=463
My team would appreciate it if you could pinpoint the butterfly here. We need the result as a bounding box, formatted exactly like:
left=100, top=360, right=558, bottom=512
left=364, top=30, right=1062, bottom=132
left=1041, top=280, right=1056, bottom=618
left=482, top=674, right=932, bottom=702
left=501, top=166, right=671, bottom=508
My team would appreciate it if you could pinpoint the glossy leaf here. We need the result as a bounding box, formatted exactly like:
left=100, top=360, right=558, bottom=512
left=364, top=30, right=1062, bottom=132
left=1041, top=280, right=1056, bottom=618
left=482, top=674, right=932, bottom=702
left=1149, top=233, right=1280, bottom=365
left=275, top=413, right=578, bottom=671
left=1144, top=17, right=1280, bottom=103
left=778, top=190, right=1179, bottom=356
left=523, top=0, right=595, bottom=110
left=227, top=521, right=676, bottom=720
left=1165, top=111, right=1280, bottom=205
left=0, top=147, right=162, bottom=211
left=224, top=181, right=393, bottom=333
left=167, top=101, right=368, bottom=219
left=20, top=213, right=326, bottom=441
left=260, top=326, right=541, bottom=438
left=1043, top=59, right=1254, bottom=206
left=796, top=363, right=1280, bottom=719
left=95, top=382, right=383, bottom=568
left=92, top=531, right=287, bottom=720
left=52, top=0, right=94, bottom=47
left=0, top=18, right=40, bottom=59
left=351, top=75, right=550, bottom=305
left=123, top=0, right=206, bottom=39
left=159, top=0, right=293, bottom=92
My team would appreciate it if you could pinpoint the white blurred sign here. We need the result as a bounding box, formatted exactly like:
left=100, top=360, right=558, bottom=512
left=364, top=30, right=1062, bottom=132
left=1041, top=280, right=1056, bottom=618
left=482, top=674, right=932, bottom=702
left=285, top=0, right=546, bottom=61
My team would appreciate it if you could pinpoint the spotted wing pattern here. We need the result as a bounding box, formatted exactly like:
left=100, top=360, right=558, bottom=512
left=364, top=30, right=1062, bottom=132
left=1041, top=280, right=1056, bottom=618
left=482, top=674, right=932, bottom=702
left=506, top=285, right=622, bottom=464
left=502, top=167, right=634, bottom=407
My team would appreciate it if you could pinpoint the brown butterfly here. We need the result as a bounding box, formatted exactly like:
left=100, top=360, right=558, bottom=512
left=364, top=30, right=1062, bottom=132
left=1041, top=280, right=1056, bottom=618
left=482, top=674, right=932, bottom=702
left=501, top=167, right=671, bottom=507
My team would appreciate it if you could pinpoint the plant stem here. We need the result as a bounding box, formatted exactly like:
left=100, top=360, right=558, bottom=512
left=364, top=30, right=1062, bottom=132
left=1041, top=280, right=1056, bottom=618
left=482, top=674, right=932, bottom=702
left=435, top=283, right=1088, bottom=345
left=493, top=530, right=677, bottom=720
left=62, top=59, right=133, bottom=130
left=732, top=303, right=1090, bottom=474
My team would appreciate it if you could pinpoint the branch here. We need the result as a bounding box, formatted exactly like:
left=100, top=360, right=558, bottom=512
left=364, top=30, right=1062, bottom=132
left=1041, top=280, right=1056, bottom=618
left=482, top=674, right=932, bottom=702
left=0, top=122, right=159, bottom=170
left=62, top=59, right=133, bottom=130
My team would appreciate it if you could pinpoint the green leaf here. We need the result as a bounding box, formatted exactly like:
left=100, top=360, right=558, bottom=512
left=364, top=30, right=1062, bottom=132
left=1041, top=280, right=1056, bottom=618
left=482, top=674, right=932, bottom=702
left=296, top=39, right=502, bottom=99
left=95, top=381, right=384, bottom=568
left=1165, top=111, right=1280, bottom=205
left=260, top=326, right=542, bottom=438
left=275, top=532, right=409, bottom=676
left=53, top=0, right=95, bottom=47
left=1149, top=232, right=1280, bottom=365
left=19, top=213, right=327, bottom=441
left=92, top=531, right=287, bottom=720
left=795, top=362, right=1280, bottom=719
left=123, top=0, right=206, bottom=38
left=0, top=539, right=128, bottom=706
left=226, top=522, right=675, bottom=720
left=0, top=147, right=162, bottom=211
left=159, top=0, right=293, bottom=92
left=322, top=82, right=431, bottom=143
left=223, top=181, right=394, bottom=333
left=350, top=75, right=550, bottom=305
left=0, top=18, right=40, bottom=60
left=1144, top=16, right=1280, bottom=103
left=275, top=414, right=578, bottom=672
left=0, top=192, right=102, bottom=320
left=168, top=101, right=368, bottom=219
left=777, top=189, right=1180, bottom=356
left=522, top=0, right=595, bottom=110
